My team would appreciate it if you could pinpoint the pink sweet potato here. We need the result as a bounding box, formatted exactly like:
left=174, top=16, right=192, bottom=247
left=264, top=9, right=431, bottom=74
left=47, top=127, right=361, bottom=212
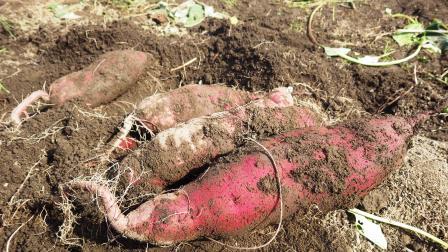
left=134, top=84, right=268, bottom=133
left=71, top=114, right=426, bottom=245
left=49, top=50, right=149, bottom=107
left=121, top=87, right=320, bottom=192
left=11, top=50, right=149, bottom=124
left=113, top=86, right=295, bottom=153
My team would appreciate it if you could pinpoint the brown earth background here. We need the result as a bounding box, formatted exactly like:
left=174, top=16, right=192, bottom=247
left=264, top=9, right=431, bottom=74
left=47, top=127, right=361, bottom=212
left=0, top=0, right=447, bottom=251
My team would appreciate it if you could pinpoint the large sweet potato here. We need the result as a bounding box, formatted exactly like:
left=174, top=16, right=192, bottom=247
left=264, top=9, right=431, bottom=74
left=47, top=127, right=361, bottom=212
left=71, top=114, right=426, bottom=245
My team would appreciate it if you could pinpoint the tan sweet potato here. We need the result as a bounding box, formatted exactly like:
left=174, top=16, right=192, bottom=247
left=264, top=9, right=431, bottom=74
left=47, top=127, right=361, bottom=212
left=11, top=50, right=150, bottom=125
left=49, top=50, right=149, bottom=107
left=134, top=84, right=265, bottom=133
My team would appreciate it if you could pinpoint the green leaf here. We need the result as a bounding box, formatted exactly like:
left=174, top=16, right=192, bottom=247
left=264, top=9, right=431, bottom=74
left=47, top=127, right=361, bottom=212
left=422, top=40, right=442, bottom=54
left=324, top=47, right=351, bottom=57
left=0, top=16, right=14, bottom=37
left=425, top=22, right=448, bottom=54
left=392, top=19, right=448, bottom=54
left=349, top=208, right=448, bottom=249
left=184, top=3, right=205, bottom=27
left=392, top=22, right=424, bottom=46
left=48, top=2, right=81, bottom=19
left=352, top=212, right=388, bottom=250
left=426, top=19, right=447, bottom=31
left=442, top=107, right=448, bottom=113
left=155, top=1, right=234, bottom=28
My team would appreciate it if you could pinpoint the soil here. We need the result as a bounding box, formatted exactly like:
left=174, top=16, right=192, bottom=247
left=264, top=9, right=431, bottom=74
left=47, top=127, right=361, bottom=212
left=0, top=0, right=447, bottom=251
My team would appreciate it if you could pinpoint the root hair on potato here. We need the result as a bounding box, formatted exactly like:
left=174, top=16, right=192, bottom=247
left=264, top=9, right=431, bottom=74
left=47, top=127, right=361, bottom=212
left=146, top=190, right=196, bottom=247
left=67, top=161, right=139, bottom=222
left=115, top=165, right=157, bottom=209
left=208, top=137, right=284, bottom=250
left=92, top=59, right=106, bottom=75
left=107, top=101, right=155, bottom=156
left=34, top=207, right=50, bottom=236
left=2, top=199, right=30, bottom=227
left=173, top=242, right=194, bottom=251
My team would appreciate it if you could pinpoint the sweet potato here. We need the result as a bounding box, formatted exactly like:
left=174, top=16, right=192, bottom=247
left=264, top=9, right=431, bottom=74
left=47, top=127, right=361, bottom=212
left=49, top=50, right=149, bottom=106
left=112, top=85, right=293, bottom=153
left=112, top=86, right=292, bottom=152
left=10, top=50, right=149, bottom=124
left=120, top=87, right=320, bottom=192
left=134, top=84, right=267, bottom=133
left=71, top=114, right=426, bottom=245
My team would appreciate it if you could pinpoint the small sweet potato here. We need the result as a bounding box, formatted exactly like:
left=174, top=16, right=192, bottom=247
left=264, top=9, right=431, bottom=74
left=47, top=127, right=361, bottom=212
left=71, top=114, right=426, bottom=245
left=134, top=84, right=267, bottom=133
left=49, top=50, right=149, bottom=107
left=120, top=87, right=320, bottom=192
left=11, top=50, right=149, bottom=124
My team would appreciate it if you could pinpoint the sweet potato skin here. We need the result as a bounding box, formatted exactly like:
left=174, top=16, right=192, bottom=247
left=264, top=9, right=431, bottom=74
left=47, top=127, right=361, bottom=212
left=120, top=87, right=313, bottom=191
left=49, top=50, right=149, bottom=107
left=135, top=84, right=263, bottom=132
left=122, top=105, right=320, bottom=192
left=121, top=115, right=422, bottom=245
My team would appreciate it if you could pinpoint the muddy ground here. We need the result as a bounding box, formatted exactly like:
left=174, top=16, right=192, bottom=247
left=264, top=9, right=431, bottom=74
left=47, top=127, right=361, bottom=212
left=0, top=0, right=447, bottom=251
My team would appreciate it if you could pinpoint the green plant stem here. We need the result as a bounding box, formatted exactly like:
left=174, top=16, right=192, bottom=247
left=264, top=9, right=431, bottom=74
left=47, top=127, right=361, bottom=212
left=396, top=29, right=448, bottom=34
left=440, top=69, right=448, bottom=78
left=0, top=82, right=10, bottom=94
left=337, top=43, right=423, bottom=66
left=427, top=73, right=448, bottom=85
left=289, top=0, right=357, bottom=9
left=349, top=209, right=448, bottom=249
left=391, top=13, right=417, bottom=23
left=307, top=2, right=325, bottom=45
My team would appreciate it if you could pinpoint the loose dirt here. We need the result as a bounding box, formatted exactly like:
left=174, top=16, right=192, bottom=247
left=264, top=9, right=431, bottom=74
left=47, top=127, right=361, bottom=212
left=0, top=0, right=447, bottom=251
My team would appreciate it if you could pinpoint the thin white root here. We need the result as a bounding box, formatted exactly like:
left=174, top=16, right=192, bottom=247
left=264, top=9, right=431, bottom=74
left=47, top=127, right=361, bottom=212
left=9, top=154, right=45, bottom=206
left=11, top=90, right=50, bottom=125
left=170, top=57, right=197, bottom=72
left=56, top=188, right=82, bottom=247
left=5, top=216, right=34, bottom=252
